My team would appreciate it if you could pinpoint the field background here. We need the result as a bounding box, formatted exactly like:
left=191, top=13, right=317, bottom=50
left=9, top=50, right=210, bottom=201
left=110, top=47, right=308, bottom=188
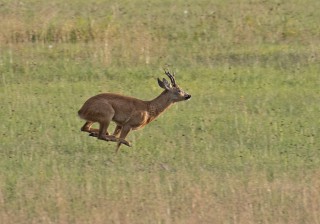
left=0, top=0, right=320, bottom=223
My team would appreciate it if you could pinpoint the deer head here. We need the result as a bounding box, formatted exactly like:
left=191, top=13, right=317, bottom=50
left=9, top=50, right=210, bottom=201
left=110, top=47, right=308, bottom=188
left=157, top=69, right=191, bottom=102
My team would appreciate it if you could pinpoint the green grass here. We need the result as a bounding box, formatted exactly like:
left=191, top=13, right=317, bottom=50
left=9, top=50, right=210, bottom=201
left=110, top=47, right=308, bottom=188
left=1, top=0, right=320, bottom=223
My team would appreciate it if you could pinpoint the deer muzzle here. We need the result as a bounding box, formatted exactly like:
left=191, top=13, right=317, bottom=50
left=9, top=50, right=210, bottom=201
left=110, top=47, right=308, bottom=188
left=185, top=94, right=191, bottom=100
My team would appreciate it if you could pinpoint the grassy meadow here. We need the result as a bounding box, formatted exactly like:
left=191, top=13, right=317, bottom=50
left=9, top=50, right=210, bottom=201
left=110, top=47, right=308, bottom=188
left=0, top=0, right=320, bottom=223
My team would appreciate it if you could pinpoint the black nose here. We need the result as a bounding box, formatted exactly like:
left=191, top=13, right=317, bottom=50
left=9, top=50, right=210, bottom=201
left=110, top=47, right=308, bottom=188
left=185, top=94, right=191, bottom=100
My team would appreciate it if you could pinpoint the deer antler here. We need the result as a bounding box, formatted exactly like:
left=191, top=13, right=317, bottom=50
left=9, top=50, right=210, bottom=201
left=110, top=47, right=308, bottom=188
left=164, top=69, right=177, bottom=87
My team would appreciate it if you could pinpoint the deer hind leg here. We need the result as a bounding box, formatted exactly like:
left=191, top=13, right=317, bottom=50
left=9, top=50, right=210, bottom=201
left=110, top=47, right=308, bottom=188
left=88, top=103, right=114, bottom=139
left=96, top=122, right=130, bottom=148
left=81, top=121, right=100, bottom=135
left=115, top=125, right=132, bottom=153
left=81, top=121, right=94, bottom=132
left=96, top=121, right=111, bottom=141
left=82, top=121, right=109, bottom=137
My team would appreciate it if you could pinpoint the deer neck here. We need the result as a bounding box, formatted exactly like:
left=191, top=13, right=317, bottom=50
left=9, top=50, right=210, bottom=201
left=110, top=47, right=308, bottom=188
left=147, top=90, right=173, bottom=120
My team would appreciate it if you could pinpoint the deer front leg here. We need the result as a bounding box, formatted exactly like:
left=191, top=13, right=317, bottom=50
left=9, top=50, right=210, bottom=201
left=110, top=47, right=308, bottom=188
left=115, top=126, right=132, bottom=153
left=112, top=125, right=122, bottom=138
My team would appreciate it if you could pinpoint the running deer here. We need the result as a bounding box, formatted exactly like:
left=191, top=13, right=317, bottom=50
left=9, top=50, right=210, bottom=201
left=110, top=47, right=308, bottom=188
left=78, top=70, right=191, bottom=152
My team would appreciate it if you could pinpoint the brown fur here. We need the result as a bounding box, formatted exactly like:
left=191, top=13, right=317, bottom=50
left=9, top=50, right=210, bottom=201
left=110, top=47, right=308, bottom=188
left=78, top=71, right=191, bottom=152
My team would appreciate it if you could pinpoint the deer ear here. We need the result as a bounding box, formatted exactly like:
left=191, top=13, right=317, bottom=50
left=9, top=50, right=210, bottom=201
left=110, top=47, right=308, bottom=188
left=158, top=78, right=166, bottom=89
left=158, top=78, right=171, bottom=90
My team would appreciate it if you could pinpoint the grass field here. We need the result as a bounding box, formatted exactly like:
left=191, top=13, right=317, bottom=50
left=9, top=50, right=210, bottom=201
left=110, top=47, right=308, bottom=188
left=1, top=0, right=320, bottom=223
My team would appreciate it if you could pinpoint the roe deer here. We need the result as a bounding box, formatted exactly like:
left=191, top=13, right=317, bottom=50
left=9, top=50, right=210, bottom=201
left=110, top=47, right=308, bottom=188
left=78, top=70, right=191, bottom=153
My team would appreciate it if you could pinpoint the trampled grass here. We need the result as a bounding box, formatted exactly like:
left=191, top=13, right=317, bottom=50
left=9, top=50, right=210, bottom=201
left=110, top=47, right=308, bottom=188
left=0, top=0, right=320, bottom=223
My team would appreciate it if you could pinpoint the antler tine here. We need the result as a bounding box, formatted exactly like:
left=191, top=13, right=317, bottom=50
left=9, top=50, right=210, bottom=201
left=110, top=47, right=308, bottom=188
left=164, top=68, right=177, bottom=87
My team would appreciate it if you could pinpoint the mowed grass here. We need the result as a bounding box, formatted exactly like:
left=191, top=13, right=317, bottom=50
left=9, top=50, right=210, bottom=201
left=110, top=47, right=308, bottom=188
left=1, top=0, right=320, bottom=223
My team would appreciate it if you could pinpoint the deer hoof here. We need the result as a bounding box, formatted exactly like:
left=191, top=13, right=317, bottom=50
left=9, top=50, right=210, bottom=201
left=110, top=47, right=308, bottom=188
left=119, top=139, right=131, bottom=147
left=89, top=132, right=98, bottom=137
left=97, top=135, right=111, bottom=141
